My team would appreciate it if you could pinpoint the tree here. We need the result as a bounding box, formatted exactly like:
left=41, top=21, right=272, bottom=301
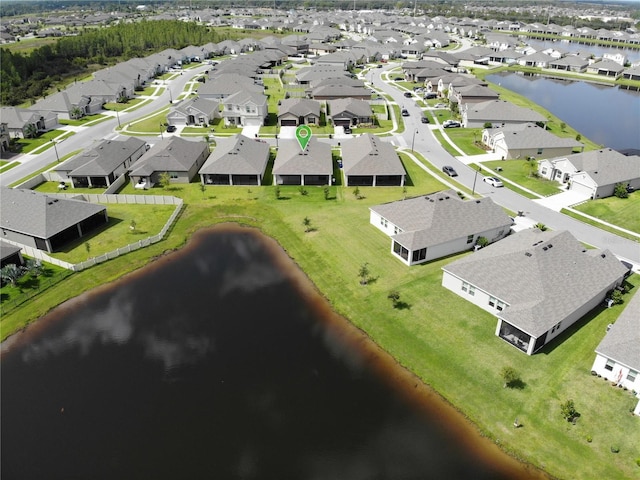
left=302, top=216, right=312, bottom=232
left=501, top=366, right=520, bottom=388
left=274, top=185, right=281, bottom=200
left=358, top=262, right=370, bottom=285
left=614, top=183, right=629, bottom=199
left=323, top=185, right=330, bottom=200
left=525, top=157, right=538, bottom=178
left=1, top=264, right=23, bottom=286
left=24, top=258, right=43, bottom=278
left=129, top=219, right=137, bottom=231
left=560, top=399, right=578, bottom=422
left=23, top=123, right=37, bottom=139
left=534, top=222, right=548, bottom=231
left=158, top=171, right=171, bottom=190
left=560, top=122, right=567, bottom=132
left=70, top=106, right=83, bottom=119
left=387, top=290, right=400, bottom=308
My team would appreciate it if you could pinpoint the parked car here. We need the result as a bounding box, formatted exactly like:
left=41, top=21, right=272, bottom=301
left=483, top=176, right=503, bottom=187
left=377, top=64, right=383, bottom=68
left=403, top=92, right=413, bottom=98
left=443, top=120, right=461, bottom=128
left=424, top=92, right=437, bottom=99
left=401, top=109, right=409, bottom=116
left=166, top=125, right=177, bottom=132
left=344, top=126, right=352, bottom=134
left=442, top=166, right=458, bottom=177
left=421, top=116, right=429, bottom=124
left=434, top=103, right=447, bottom=108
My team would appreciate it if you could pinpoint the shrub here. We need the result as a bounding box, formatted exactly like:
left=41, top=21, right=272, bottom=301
left=614, top=182, right=629, bottom=199
left=611, top=445, right=620, bottom=454
left=501, top=366, right=520, bottom=388
left=586, top=435, right=593, bottom=443
left=560, top=399, right=578, bottom=422
left=476, top=236, right=489, bottom=248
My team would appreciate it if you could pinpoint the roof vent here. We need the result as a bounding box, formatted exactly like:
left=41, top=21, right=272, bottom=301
left=543, top=246, right=548, bottom=251
left=525, top=252, right=532, bottom=257
left=601, top=253, right=606, bottom=258
left=475, top=200, right=481, bottom=203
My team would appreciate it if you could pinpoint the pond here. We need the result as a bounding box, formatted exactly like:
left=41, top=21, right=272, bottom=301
left=1, top=226, right=545, bottom=479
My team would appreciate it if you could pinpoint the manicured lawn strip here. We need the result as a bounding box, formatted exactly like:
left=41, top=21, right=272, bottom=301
left=444, top=128, right=489, bottom=155
left=2, top=178, right=639, bottom=479
left=570, top=193, right=640, bottom=235
left=432, top=130, right=459, bottom=156
left=561, top=209, right=640, bottom=243
left=8, top=150, right=83, bottom=187
left=482, top=160, right=563, bottom=196
left=125, top=107, right=171, bottom=133
left=0, top=162, right=20, bottom=174
left=15, top=130, right=71, bottom=154
left=59, top=114, right=109, bottom=126
left=104, top=98, right=145, bottom=111
left=468, top=161, right=539, bottom=199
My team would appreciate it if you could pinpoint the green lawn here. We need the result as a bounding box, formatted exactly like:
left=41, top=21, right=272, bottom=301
left=444, top=128, right=489, bottom=155
left=9, top=150, right=82, bottom=187
left=571, top=192, right=640, bottom=235
left=103, top=98, right=145, bottom=111
left=59, top=114, right=109, bottom=126
left=0, top=161, right=19, bottom=174
left=14, top=130, right=74, bottom=154
left=124, top=107, right=171, bottom=134
left=432, top=130, right=460, bottom=156
left=482, top=160, right=563, bottom=196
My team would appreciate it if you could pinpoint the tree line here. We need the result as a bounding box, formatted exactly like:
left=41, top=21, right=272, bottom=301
left=0, top=20, right=231, bottom=106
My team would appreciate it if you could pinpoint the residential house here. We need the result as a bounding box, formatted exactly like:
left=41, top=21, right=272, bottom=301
left=442, top=229, right=629, bottom=355
left=586, top=60, right=625, bottom=78
left=273, top=138, right=332, bottom=186
left=295, top=66, right=347, bottom=85
left=327, top=98, right=374, bottom=127
left=199, top=135, right=270, bottom=186
left=277, top=98, right=321, bottom=126
left=482, top=123, right=584, bottom=160
left=167, top=97, right=220, bottom=126
left=549, top=56, right=589, bottom=73
left=537, top=149, right=640, bottom=198
left=340, top=134, right=405, bottom=186
left=370, top=190, right=512, bottom=266
left=312, top=83, right=371, bottom=101
left=200, top=73, right=263, bottom=100
left=517, top=52, right=555, bottom=68
left=0, top=107, right=58, bottom=138
left=33, top=89, right=103, bottom=120
left=591, top=289, right=640, bottom=416
left=0, top=187, right=108, bottom=253
left=0, top=239, right=24, bottom=268
left=449, top=84, right=499, bottom=106
left=221, top=90, right=268, bottom=127
left=128, top=137, right=209, bottom=189
left=462, top=100, right=546, bottom=129
left=53, top=137, right=147, bottom=188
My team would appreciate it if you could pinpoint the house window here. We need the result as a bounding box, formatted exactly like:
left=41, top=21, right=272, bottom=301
left=394, top=226, right=402, bottom=235
left=468, top=285, right=475, bottom=296
left=605, top=359, right=615, bottom=371
left=551, top=322, right=562, bottom=333
left=496, top=300, right=505, bottom=311
left=489, top=296, right=496, bottom=307
left=461, top=282, right=468, bottom=293
left=541, top=167, right=547, bottom=175
left=412, top=248, right=426, bottom=262
left=169, top=172, right=178, bottom=179
left=466, top=234, right=474, bottom=244
left=627, top=370, right=637, bottom=382
left=380, top=217, right=387, bottom=227
left=537, top=148, right=543, bottom=154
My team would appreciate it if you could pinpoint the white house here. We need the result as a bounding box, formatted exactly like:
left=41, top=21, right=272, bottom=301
left=591, top=289, right=640, bottom=415
left=370, top=190, right=513, bottom=266
left=442, top=229, right=629, bottom=355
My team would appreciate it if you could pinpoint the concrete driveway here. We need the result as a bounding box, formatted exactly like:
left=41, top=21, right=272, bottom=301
left=533, top=190, right=591, bottom=212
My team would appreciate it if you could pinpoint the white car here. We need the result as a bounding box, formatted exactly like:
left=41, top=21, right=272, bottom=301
left=433, top=103, right=447, bottom=108
left=483, top=176, right=503, bottom=188
left=443, top=120, right=461, bottom=128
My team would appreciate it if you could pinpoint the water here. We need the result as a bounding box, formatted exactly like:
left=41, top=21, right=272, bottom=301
left=1, top=226, right=542, bottom=480
left=486, top=71, right=640, bottom=151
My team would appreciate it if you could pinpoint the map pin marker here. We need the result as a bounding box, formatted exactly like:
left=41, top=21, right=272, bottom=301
left=295, top=125, right=312, bottom=151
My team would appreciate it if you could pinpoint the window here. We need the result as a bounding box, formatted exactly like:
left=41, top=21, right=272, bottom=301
left=466, top=234, right=474, bottom=244
left=551, top=322, right=562, bottom=333
left=461, top=282, right=469, bottom=293
left=169, top=172, right=178, bottom=179
left=627, top=370, right=638, bottom=382
left=394, top=226, right=402, bottom=234
left=489, top=296, right=496, bottom=307
left=605, top=359, right=614, bottom=371
left=541, top=167, right=547, bottom=175
left=537, top=148, right=543, bottom=154
left=468, top=285, right=475, bottom=296
left=412, top=248, right=426, bottom=262
left=496, top=300, right=505, bottom=311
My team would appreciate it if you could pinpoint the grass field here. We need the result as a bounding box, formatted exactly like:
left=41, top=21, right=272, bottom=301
left=482, top=160, right=564, bottom=196
left=571, top=192, right=640, bottom=235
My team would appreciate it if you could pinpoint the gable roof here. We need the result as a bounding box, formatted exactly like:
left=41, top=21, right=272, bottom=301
left=466, top=100, right=546, bottom=124
left=341, top=134, right=405, bottom=176
left=487, top=123, right=583, bottom=150
left=273, top=138, right=332, bottom=176
left=56, top=137, right=146, bottom=176
left=277, top=98, right=321, bottom=118
left=199, top=135, right=270, bottom=175
left=0, top=187, right=106, bottom=239
left=595, top=288, right=640, bottom=371
left=129, top=137, right=208, bottom=176
left=550, top=148, right=640, bottom=186
left=328, top=98, right=373, bottom=118
left=443, top=229, right=628, bottom=337
left=371, top=190, right=512, bottom=250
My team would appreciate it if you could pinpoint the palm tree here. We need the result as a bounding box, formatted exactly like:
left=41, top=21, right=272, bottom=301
left=24, top=258, right=43, bottom=278
left=23, top=123, right=37, bottom=139
left=1, top=264, right=23, bottom=287
left=303, top=216, right=312, bottom=232
left=358, top=262, right=370, bottom=285
left=70, top=106, right=83, bottom=119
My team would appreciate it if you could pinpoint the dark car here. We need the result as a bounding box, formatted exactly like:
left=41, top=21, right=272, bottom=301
left=421, top=116, right=429, bottom=124
left=344, top=126, right=352, bottom=134
left=403, top=91, right=413, bottom=98
left=442, top=166, right=458, bottom=177
left=401, top=109, right=409, bottom=116
left=166, top=125, right=177, bottom=132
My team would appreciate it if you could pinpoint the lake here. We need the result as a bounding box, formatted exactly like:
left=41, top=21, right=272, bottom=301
left=486, top=71, right=640, bottom=152
left=0, top=226, right=545, bottom=480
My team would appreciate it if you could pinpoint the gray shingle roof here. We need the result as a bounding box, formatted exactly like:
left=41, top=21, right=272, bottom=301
left=551, top=148, right=640, bottom=186
left=371, top=190, right=512, bottom=250
left=466, top=100, right=545, bottom=124
left=341, top=134, right=405, bottom=176
left=0, top=187, right=106, bottom=238
left=443, top=229, right=629, bottom=337
left=199, top=135, right=270, bottom=175
left=277, top=98, right=321, bottom=119
left=487, top=123, right=584, bottom=149
left=328, top=98, right=373, bottom=118
left=56, top=137, right=146, bottom=176
left=273, top=138, right=332, bottom=176
left=595, top=288, right=640, bottom=371
left=129, top=137, right=208, bottom=176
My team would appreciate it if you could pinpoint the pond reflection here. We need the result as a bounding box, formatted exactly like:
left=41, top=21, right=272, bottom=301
left=2, top=227, right=541, bottom=479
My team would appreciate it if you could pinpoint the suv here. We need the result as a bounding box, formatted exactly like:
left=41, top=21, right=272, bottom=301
left=421, top=116, right=429, bottom=124
left=401, top=109, right=409, bottom=116
left=166, top=125, right=177, bottom=133
left=442, top=166, right=458, bottom=177
left=403, top=91, right=413, bottom=98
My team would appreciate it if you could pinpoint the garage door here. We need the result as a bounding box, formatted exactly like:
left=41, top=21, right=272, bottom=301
left=280, top=120, right=297, bottom=126
left=570, top=180, right=594, bottom=197
left=243, top=118, right=263, bottom=127
left=334, top=118, right=351, bottom=127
